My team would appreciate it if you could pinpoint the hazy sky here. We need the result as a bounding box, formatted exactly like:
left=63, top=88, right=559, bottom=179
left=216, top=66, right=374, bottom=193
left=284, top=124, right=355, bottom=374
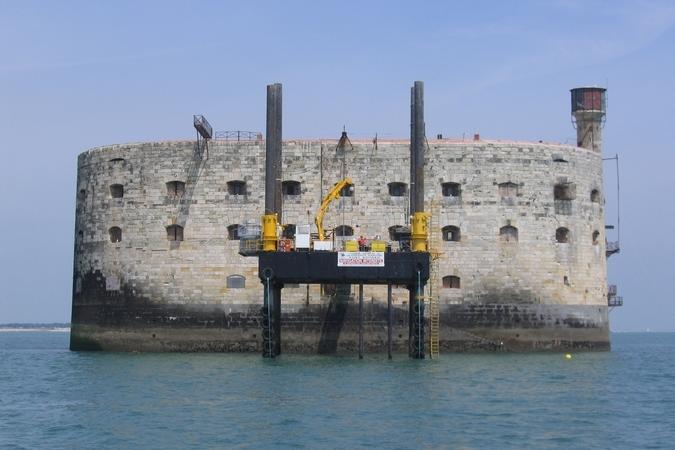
left=1, top=0, right=674, bottom=331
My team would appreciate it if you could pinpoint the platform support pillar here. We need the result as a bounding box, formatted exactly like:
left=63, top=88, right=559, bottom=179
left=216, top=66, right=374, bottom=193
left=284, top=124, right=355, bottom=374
left=262, top=276, right=281, bottom=358
left=409, top=280, right=425, bottom=359
left=358, top=284, right=364, bottom=359
left=387, top=284, right=393, bottom=360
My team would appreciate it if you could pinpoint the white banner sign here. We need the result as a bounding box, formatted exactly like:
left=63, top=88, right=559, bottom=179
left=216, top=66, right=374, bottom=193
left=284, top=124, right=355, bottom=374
left=337, top=252, right=385, bottom=267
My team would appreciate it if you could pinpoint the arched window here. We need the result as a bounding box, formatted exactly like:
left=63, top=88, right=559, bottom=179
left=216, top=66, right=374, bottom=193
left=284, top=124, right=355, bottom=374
left=166, top=181, right=186, bottom=197
left=282, top=224, right=296, bottom=239
left=442, top=276, right=460, bottom=289
left=388, top=182, right=406, bottom=197
left=500, top=225, right=518, bottom=242
left=109, top=226, right=122, bottom=243
left=592, top=230, right=600, bottom=245
left=166, top=224, right=184, bottom=242
left=282, top=180, right=301, bottom=196
left=109, top=157, right=125, bottom=163
left=590, top=189, right=601, bottom=203
left=227, top=224, right=240, bottom=240
left=442, top=225, right=461, bottom=242
left=227, top=180, right=246, bottom=196
left=110, top=184, right=124, bottom=199
left=226, top=275, right=245, bottom=289
left=556, top=227, right=570, bottom=243
left=441, top=182, right=461, bottom=198
left=498, top=182, right=518, bottom=200
left=335, top=225, right=354, bottom=237
left=554, top=182, right=576, bottom=200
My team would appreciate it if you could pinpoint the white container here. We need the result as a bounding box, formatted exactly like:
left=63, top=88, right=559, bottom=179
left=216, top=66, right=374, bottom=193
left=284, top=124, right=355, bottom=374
left=295, top=224, right=311, bottom=249
left=313, top=240, right=333, bottom=251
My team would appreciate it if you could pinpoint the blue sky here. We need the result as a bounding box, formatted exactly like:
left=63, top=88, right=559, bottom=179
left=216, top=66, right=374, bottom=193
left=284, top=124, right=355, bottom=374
left=1, top=0, right=674, bottom=330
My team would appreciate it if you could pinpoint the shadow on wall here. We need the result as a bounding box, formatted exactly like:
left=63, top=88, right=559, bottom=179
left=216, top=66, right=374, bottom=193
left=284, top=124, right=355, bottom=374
left=317, top=284, right=351, bottom=354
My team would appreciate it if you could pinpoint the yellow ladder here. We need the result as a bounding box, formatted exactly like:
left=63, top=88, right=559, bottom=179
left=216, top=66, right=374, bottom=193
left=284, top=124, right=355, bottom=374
left=428, top=201, right=441, bottom=358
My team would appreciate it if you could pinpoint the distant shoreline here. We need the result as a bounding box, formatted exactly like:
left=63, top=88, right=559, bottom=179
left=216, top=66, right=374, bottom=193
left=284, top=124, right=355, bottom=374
left=0, top=323, right=70, bottom=332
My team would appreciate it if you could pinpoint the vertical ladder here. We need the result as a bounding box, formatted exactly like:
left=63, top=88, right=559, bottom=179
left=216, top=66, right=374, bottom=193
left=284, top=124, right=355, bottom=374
left=428, top=201, right=441, bottom=359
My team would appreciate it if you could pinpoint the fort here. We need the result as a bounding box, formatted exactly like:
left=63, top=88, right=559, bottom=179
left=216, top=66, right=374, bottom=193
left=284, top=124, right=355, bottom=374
left=70, top=85, right=618, bottom=354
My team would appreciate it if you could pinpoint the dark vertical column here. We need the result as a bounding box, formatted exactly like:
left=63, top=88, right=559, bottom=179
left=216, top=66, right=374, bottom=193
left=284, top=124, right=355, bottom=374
left=274, top=285, right=282, bottom=356
left=358, top=284, right=364, bottom=359
left=265, top=83, right=283, bottom=221
left=410, top=86, right=416, bottom=215
left=409, top=81, right=426, bottom=359
left=412, top=81, right=425, bottom=214
left=387, top=284, right=393, bottom=360
left=409, top=280, right=426, bottom=359
left=262, top=277, right=275, bottom=357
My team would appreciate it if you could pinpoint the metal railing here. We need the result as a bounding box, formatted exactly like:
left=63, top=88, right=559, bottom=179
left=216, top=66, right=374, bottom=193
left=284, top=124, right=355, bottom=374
left=214, top=131, right=262, bottom=142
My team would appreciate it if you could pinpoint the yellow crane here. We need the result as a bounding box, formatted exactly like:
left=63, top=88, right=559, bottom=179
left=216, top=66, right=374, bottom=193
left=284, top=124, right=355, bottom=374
left=315, top=177, right=353, bottom=241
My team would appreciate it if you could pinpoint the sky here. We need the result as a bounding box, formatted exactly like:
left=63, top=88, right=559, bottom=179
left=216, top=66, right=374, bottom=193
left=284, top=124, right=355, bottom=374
left=1, top=0, right=674, bottom=331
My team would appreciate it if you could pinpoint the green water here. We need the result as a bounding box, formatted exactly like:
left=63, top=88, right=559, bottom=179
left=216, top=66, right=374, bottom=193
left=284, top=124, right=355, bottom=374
left=1, top=332, right=673, bottom=449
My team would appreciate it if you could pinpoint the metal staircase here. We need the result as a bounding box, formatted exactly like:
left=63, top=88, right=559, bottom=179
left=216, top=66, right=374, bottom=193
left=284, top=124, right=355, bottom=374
left=428, top=202, right=441, bottom=359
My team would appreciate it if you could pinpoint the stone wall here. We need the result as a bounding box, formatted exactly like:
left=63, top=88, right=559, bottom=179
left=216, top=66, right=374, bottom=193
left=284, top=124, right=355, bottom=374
left=71, top=138, right=609, bottom=351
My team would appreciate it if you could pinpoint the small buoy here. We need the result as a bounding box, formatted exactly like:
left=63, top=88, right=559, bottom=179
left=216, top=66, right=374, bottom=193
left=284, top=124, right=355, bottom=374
left=565, top=353, right=572, bottom=359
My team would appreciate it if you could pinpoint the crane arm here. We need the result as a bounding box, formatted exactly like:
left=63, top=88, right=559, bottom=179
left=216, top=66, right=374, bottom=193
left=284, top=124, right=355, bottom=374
left=315, top=177, right=353, bottom=241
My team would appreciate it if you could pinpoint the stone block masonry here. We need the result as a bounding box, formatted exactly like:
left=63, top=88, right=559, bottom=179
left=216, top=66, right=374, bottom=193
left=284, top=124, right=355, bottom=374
left=71, top=138, right=609, bottom=352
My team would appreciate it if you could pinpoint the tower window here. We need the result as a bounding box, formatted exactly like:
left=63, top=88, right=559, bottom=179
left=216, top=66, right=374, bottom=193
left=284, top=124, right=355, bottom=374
left=498, top=182, right=518, bottom=200
left=282, top=180, right=301, bottom=196
left=110, top=184, right=124, bottom=199
left=556, top=227, right=570, bottom=243
left=227, top=224, right=240, bottom=240
left=500, top=225, right=518, bottom=242
left=442, top=276, right=460, bottom=289
left=442, top=225, right=461, bottom=242
left=227, top=180, right=246, bottom=196
left=166, top=181, right=186, bottom=198
left=554, top=182, right=576, bottom=200
left=591, top=189, right=601, bottom=203
left=335, top=225, right=354, bottom=237
left=109, top=226, right=122, bottom=243
left=388, top=182, right=407, bottom=197
left=592, top=230, right=600, bottom=245
left=441, top=182, right=461, bottom=198
left=166, top=224, right=184, bottom=242
left=282, top=224, right=296, bottom=239
left=226, top=275, right=245, bottom=289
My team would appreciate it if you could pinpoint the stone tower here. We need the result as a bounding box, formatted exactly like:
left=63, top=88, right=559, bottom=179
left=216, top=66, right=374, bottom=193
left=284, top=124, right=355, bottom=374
left=571, top=87, right=606, bottom=152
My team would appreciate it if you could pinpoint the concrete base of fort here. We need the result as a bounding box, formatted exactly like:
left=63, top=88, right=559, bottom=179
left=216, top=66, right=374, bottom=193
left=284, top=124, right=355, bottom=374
left=70, top=302, right=609, bottom=353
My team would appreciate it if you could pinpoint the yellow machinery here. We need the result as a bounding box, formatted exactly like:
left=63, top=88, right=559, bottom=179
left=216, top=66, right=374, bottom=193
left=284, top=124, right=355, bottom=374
left=411, top=211, right=429, bottom=252
left=262, top=213, right=278, bottom=252
left=315, top=177, right=353, bottom=241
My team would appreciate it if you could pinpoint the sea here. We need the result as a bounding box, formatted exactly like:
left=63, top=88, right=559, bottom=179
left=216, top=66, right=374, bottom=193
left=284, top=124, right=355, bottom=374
left=1, top=331, right=673, bottom=449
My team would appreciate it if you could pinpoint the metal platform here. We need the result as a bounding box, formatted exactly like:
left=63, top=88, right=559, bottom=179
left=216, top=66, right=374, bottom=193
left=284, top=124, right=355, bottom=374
left=258, top=251, right=430, bottom=285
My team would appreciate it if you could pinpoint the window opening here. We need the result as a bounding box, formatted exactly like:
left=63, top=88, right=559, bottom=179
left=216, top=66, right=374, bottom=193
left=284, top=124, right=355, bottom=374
left=166, top=224, right=184, bottom=241
left=441, top=182, right=461, bottom=197
left=388, top=182, right=407, bottom=197
left=282, top=180, right=301, bottom=196
left=500, top=225, right=518, bottom=242
left=556, top=227, right=570, bottom=243
left=228, top=224, right=240, bottom=240
left=227, top=180, right=246, bottom=196
left=442, top=275, right=460, bottom=289
left=442, top=225, right=461, bottom=242
left=227, top=275, right=245, bottom=289
left=335, top=225, right=354, bottom=237
left=166, top=181, right=186, bottom=197
left=109, top=226, right=122, bottom=243
left=110, top=184, right=124, bottom=199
